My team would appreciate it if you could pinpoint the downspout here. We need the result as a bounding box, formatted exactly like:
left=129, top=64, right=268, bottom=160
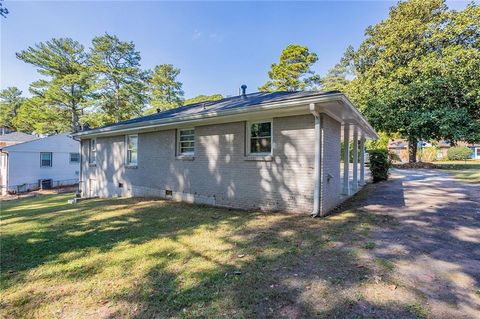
left=71, top=135, right=83, bottom=197
left=309, top=103, right=323, bottom=217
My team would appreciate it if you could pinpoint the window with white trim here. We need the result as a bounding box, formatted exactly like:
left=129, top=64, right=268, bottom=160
left=178, top=129, right=195, bottom=156
left=70, top=152, right=80, bottom=163
left=126, top=134, right=138, bottom=166
left=88, top=139, right=96, bottom=164
left=40, top=152, right=52, bottom=167
left=247, top=121, right=272, bottom=155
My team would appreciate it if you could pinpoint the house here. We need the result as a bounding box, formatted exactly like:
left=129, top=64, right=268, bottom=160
left=0, top=133, right=80, bottom=195
left=0, top=131, right=38, bottom=148
left=388, top=139, right=480, bottom=162
left=71, top=89, right=377, bottom=216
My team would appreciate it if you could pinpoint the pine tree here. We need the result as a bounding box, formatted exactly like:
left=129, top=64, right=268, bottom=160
left=147, top=64, right=184, bottom=113
left=90, top=33, right=148, bottom=123
left=259, top=44, right=320, bottom=92
left=16, top=38, right=94, bottom=132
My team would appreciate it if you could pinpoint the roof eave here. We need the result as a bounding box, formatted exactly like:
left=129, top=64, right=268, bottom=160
left=72, top=93, right=378, bottom=139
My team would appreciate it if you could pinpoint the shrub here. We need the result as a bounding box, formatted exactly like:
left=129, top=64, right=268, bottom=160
left=447, top=146, right=472, bottom=161
left=369, top=149, right=391, bottom=183
left=418, top=147, right=438, bottom=162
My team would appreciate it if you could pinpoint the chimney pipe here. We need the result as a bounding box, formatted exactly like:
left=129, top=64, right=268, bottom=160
left=240, top=84, right=247, bottom=97
left=156, top=108, right=161, bottom=113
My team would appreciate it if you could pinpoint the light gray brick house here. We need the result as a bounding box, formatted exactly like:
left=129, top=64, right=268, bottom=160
left=71, top=90, right=377, bottom=216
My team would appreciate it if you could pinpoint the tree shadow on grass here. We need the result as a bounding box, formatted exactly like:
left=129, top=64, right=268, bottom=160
left=1, top=185, right=458, bottom=318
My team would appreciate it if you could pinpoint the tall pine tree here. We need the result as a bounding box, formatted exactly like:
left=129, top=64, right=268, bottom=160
left=90, top=33, right=148, bottom=123
left=259, top=44, right=320, bottom=92
left=16, top=38, right=94, bottom=132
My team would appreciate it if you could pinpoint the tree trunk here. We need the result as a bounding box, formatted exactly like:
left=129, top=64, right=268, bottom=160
left=71, top=108, right=80, bottom=132
left=408, top=136, right=417, bottom=163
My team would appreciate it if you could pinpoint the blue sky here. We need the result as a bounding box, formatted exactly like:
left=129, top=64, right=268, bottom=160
left=0, top=0, right=469, bottom=99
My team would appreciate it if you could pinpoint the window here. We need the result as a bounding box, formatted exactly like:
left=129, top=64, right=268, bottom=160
left=88, top=139, right=96, bottom=164
left=70, top=152, right=80, bottom=163
left=178, top=129, right=195, bottom=156
left=247, top=121, right=272, bottom=155
left=126, top=135, right=138, bottom=166
left=40, top=152, right=52, bottom=167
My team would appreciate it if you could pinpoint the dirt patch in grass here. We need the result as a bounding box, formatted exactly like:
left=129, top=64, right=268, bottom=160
left=0, top=193, right=434, bottom=318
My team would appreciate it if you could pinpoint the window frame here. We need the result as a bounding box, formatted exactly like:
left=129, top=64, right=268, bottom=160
left=177, top=128, right=195, bottom=156
left=40, top=152, right=53, bottom=168
left=125, top=134, right=138, bottom=167
left=246, top=120, right=273, bottom=156
left=88, top=138, right=96, bottom=165
left=69, top=152, right=80, bottom=164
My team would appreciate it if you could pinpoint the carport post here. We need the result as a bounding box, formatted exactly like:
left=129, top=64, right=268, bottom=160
left=342, top=124, right=350, bottom=195
left=352, top=128, right=359, bottom=192
left=359, top=135, right=365, bottom=185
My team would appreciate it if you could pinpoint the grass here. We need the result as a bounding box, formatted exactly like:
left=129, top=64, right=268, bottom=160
left=432, top=160, right=480, bottom=170
left=1, top=193, right=425, bottom=318
left=446, top=169, right=480, bottom=184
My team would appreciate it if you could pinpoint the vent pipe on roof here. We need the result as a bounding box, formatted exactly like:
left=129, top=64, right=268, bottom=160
left=240, top=84, right=247, bottom=98
left=156, top=108, right=161, bottom=113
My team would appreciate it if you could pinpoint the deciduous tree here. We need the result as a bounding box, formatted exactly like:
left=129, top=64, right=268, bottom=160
left=349, top=0, right=480, bottom=162
left=184, top=94, right=223, bottom=105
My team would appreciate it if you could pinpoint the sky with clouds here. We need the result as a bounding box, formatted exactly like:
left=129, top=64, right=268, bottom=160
left=0, top=0, right=469, bottom=99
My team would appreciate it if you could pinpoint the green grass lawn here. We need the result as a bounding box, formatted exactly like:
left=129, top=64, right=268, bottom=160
left=447, top=169, right=480, bottom=184
left=433, top=160, right=480, bottom=169
left=1, top=193, right=424, bottom=318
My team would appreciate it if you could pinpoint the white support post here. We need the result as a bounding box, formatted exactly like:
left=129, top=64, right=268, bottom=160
left=359, top=135, right=366, bottom=186
left=352, top=128, right=359, bottom=192
left=342, top=124, right=350, bottom=195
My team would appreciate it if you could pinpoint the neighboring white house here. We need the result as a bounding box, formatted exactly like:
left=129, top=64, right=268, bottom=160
left=0, top=133, right=80, bottom=195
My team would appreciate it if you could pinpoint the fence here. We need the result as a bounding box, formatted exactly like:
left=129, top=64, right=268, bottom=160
left=1, top=179, right=79, bottom=199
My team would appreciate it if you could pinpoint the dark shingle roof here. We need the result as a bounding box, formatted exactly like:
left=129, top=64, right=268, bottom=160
left=0, top=132, right=38, bottom=143
left=97, top=91, right=340, bottom=130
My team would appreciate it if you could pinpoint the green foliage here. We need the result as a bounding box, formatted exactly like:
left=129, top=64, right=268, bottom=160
left=146, top=64, right=184, bottom=113
left=447, top=146, right=472, bottom=161
left=16, top=38, right=95, bottom=132
left=321, top=46, right=355, bottom=92
left=90, top=33, right=148, bottom=123
left=259, top=44, right=320, bottom=92
left=418, top=147, right=438, bottom=162
left=337, top=0, right=480, bottom=162
left=184, top=94, right=223, bottom=105
left=14, top=97, right=70, bottom=134
left=369, top=149, right=391, bottom=182
left=0, top=0, right=8, bottom=18
left=365, top=131, right=397, bottom=151
left=0, top=87, right=24, bottom=130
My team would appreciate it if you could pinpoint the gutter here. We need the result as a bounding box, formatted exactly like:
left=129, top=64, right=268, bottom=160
left=72, top=93, right=376, bottom=139
left=309, top=103, right=323, bottom=217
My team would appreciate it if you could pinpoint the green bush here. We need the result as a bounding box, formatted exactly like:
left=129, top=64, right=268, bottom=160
left=369, top=149, right=391, bottom=183
left=447, top=146, right=472, bottom=161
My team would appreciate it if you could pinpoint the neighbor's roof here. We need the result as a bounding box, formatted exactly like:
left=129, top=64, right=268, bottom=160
left=102, top=91, right=340, bottom=128
left=0, top=132, right=38, bottom=143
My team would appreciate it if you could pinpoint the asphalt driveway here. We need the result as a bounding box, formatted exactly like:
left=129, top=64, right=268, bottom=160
left=355, top=169, right=480, bottom=318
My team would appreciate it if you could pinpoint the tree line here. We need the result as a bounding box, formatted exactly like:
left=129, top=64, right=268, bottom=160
left=1, top=0, right=479, bottom=162
left=0, top=34, right=223, bottom=134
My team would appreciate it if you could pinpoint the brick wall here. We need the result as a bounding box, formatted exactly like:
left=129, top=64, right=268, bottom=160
left=81, top=114, right=342, bottom=214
